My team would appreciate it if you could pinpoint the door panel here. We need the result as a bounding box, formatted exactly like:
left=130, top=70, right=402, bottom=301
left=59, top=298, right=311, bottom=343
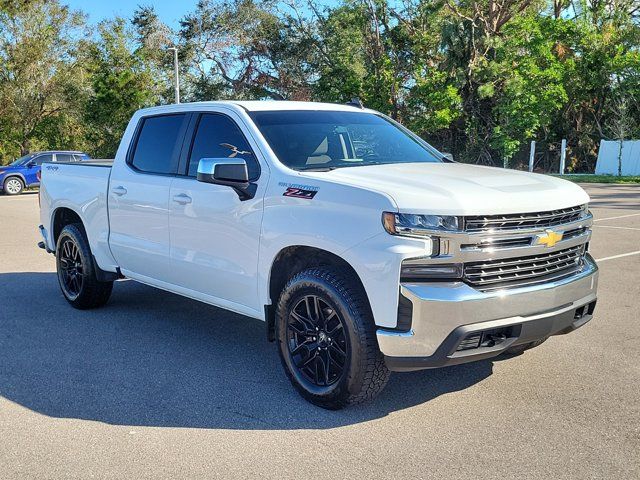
left=169, top=178, right=263, bottom=310
left=108, top=113, right=189, bottom=281
left=168, top=112, right=264, bottom=312
left=26, top=154, right=51, bottom=186
left=108, top=172, right=173, bottom=280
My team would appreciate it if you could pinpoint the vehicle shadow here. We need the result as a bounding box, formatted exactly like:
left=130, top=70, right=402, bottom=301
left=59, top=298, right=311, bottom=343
left=0, top=272, right=493, bottom=430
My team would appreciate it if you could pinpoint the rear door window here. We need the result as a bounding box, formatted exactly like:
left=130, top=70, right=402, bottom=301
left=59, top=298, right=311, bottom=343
left=55, top=153, right=74, bottom=163
left=130, top=114, right=188, bottom=175
left=187, top=114, right=259, bottom=180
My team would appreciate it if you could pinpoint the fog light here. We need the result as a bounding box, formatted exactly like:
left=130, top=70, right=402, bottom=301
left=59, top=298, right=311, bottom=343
left=400, top=261, right=463, bottom=281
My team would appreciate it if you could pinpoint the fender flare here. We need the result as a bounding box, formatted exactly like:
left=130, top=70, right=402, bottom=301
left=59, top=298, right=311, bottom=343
left=50, top=205, right=119, bottom=282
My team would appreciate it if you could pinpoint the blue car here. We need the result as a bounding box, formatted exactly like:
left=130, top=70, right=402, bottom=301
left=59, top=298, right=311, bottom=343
left=0, top=151, right=91, bottom=195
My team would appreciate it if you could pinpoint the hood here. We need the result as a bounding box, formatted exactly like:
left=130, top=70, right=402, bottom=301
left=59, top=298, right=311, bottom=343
left=302, top=163, right=589, bottom=215
left=0, top=164, right=20, bottom=171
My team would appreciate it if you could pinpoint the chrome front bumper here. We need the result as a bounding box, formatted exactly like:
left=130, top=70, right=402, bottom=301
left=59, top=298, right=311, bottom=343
left=378, top=254, right=598, bottom=371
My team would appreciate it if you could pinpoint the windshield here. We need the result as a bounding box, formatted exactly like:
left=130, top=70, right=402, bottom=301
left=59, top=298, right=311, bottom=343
left=249, top=110, right=443, bottom=171
left=9, top=154, right=35, bottom=166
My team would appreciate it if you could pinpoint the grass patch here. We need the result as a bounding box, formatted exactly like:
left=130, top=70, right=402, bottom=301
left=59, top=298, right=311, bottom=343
left=553, top=174, right=640, bottom=184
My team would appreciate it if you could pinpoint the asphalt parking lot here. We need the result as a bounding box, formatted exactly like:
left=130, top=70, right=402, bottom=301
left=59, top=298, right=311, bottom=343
left=0, top=184, right=638, bottom=479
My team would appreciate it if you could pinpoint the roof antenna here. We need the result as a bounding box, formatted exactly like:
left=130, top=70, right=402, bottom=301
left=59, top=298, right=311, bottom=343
left=346, top=97, right=364, bottom=109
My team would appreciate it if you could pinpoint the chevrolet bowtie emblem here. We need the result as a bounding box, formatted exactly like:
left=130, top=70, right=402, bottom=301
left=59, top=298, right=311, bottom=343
left=536, top=229, right=563, bottom=247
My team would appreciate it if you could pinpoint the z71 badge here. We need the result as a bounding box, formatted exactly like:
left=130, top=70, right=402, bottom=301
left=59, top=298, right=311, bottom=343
left=279, top=182, right=319, bottom=199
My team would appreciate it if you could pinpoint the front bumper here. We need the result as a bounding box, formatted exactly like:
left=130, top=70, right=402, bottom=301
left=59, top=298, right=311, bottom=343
left=378, top=253, right=598, bottom=372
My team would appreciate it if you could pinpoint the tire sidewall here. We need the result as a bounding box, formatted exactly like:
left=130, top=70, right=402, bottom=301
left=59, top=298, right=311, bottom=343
left=276, top=271, right=369, bottom=408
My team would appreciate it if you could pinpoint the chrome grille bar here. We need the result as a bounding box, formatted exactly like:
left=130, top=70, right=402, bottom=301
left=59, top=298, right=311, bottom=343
left=464, top=245, right=586, bottom=291
left=465, top=205, right=585, bottom=232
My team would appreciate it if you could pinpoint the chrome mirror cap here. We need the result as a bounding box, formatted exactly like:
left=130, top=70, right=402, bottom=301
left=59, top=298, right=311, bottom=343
left=197, top=157, right=248, bottom=184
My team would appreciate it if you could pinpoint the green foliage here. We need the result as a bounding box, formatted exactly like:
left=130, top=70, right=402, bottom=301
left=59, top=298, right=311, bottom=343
left=0, top=0, right=86, bottom=162
left=553, top=175, right=640, bottom=184
left=0, top=0, right=637, bottom=171
left=83, top=18, right=164, bottom=158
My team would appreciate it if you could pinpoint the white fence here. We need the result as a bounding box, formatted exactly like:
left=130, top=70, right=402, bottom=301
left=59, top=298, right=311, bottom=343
left=595, top=140, right=640, bottom=176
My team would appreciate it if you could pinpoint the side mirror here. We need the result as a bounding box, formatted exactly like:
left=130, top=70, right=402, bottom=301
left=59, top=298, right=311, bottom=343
left=196, top=158, right=256, bottom=200
left=442, top=152, right=454, bottom=162
left=26, top=161, right=36, bottom=168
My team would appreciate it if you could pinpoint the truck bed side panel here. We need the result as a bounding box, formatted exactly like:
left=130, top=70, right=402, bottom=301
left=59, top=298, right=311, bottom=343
left=40, top=162, right=118, bottom=272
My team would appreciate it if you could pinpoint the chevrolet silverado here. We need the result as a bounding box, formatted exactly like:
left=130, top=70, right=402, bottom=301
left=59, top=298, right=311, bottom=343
left=38, top=101, right=598, bottom=409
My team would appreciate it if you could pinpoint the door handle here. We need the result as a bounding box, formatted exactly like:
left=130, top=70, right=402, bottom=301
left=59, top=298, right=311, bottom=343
left=172, top=193, right=192, bottom=205
left=112, top=186, right=127, bottom=196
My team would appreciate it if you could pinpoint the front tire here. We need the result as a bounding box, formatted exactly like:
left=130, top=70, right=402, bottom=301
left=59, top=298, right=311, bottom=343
left=276, top=267, right=390, bottom=409
left=56, top=224, right=113, bottom=309
left=3, top=177, right=24, bottom=195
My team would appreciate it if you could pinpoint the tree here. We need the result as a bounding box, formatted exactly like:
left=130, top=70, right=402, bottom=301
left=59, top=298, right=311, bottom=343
left=180, top=0, right=315, bottom=101
left=1, top=0, right=638, bottom=171
left=607, top=92, right=634, bottom=176
left=0, top=0, right=86, bottom=162
left=132, top=6, right=176, bottom=102
left=82, top=18, right=164, bottom=158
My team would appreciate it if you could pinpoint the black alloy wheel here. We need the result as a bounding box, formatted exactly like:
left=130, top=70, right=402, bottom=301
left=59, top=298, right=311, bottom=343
left=58, top=237, right=84, bottom=300
left=287, top=294, right=349, bottom=387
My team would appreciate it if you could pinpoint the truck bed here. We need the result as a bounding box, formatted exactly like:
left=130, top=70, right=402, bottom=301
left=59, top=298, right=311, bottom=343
left=39, top=160, right=116, bottom=272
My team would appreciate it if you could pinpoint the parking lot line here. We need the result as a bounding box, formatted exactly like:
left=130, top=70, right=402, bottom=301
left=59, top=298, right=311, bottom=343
left=594, top=212, right=640, bottom=222
left=593, top=225, right=640, bottom=231
left=595, top=250, right=640, bottom=262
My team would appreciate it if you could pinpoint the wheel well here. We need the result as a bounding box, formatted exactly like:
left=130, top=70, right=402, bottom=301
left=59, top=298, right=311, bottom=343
left=3, top=174, right=24, bottom=185
left=265, top=246, right=369, bottom=341
left=52, top=208, right=83, bottom=244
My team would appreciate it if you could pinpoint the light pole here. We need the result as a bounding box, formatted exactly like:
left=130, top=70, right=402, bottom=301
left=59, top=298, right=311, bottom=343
left=168, top=47, right=180, bottom=104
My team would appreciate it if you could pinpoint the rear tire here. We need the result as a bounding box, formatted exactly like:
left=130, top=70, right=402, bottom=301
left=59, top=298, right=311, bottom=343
left=276, top=266, right=390, bottom=409
left=3, top=177, right=24, bottom=195
left=56, top=224, right=113, bottom=309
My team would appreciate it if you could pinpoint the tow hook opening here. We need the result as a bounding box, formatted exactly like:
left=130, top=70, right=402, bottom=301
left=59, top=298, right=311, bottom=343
left=456, top=326, right=515, bottom=352
left=574, top=301, right=596, bottom=320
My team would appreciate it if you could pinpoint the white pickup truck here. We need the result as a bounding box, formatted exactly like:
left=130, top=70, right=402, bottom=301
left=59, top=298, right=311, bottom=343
left=39, top=101, right=598, bottom=409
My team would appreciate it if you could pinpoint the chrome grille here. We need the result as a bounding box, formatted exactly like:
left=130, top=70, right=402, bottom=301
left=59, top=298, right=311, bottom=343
left=464, top=245, right=586, bottom=291
left=460, top=226, right=588, bottom=252
left=465, top=205, right=585, bottom=232
left=461, top=237, right=532, bottom=251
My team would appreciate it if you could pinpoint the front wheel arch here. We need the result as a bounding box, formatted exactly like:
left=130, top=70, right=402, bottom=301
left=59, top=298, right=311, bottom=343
left=265, top=245, right=371, bottom=341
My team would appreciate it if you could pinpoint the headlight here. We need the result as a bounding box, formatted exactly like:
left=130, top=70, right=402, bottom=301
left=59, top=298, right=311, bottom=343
left=382, top=212, right=461, bottom=236
left=580, top=203, right=590, bottom=218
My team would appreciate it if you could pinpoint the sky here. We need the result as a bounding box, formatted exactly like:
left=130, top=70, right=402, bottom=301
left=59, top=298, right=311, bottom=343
left=64, top=0, right=198, bottom=28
